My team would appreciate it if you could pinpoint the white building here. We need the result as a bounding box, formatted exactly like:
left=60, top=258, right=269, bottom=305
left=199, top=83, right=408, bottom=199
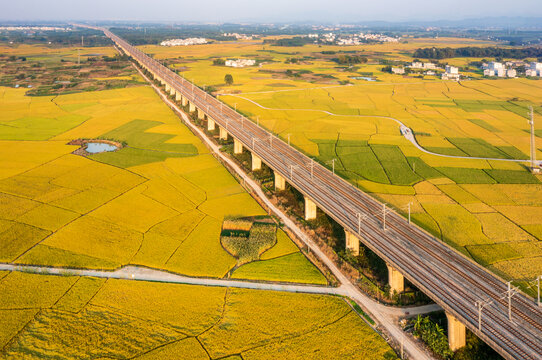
left=442, top=65, right=460, bottom=80
left=445, top=65, right=459, bottom=74
left=483, top=61, right=517, bottom=77
left=488, top=62, right=504, bottom=71
left=424, top=63, right=436, bottom=69
left=392, top=67, right=405, bottom=75
left=225, top=59, right=256, bottom=68
left=411, top=62, right=423, bottom=69
left=527, top=62, right=542, bottom=77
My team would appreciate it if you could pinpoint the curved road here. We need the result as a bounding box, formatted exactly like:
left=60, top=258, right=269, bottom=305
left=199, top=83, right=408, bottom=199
left=222, top=93, right=532, bottom=164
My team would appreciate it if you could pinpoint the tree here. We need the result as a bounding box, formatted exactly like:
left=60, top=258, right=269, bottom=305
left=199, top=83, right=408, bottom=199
left=224, top=74, right=233, bottom=85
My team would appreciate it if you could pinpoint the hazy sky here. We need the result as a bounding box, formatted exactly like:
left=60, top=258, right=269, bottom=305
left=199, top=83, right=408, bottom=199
left=2, top=0, right=542, bottom=23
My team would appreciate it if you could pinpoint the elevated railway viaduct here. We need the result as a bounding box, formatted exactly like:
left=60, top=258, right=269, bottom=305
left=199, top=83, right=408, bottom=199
left=81, top=25, right=542, bottom=360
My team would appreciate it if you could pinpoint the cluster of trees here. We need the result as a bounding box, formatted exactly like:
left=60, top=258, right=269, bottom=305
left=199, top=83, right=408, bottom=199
left=412, top=315, right=454, bottom=359
left=224, top=74, right=233, bottom=85
left=332, top=54, right=368, bottom=65
left=213, top=58, right=226, bottom=66
left=414, top=46, right=542, bottom=59
left=264, top=36, right=313, bottom=47
left=0, top=29, right=111, bottom=46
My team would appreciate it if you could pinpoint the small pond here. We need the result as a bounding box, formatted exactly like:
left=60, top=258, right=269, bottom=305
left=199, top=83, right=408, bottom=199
left=351, top=76, right=376, bottom=82
left=86, top=142, right=118, bottom=154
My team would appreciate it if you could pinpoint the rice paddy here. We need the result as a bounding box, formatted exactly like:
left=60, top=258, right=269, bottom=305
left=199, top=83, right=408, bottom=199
left=0, top=273, right=395, bottom=359
left=149, top=36, right=542, bottom=282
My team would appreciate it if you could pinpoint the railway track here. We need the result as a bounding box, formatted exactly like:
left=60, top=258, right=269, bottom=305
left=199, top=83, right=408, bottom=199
left=89, top=26, right=542, bottom=360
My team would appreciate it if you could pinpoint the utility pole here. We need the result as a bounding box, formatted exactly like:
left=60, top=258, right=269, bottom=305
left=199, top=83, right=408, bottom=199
left=257, top=116, right=260, bottom=126
left=331, top=158, right=336, bottom=175
left=287, top=133, right=291, bottom=146
left=475, top=298, right=493, bottom=331
left=81, top=35, right=84, bottom=47
left=310, top=159, right=314, bottom=179
left=529, top=106, right=538, bottom=173
left=476, top=301, right=483, bottom=331
left=407, top=202, right=411, bottom=224
left=508, top=282, right=513, bottom=321
left=507, top=281, right=519, bottom=321
left=234, top=103, right=237, bottom=111
left=289, top=164, right=294, bottom=179
left=537, top=275, right=541, bottom=307
left=269, top=133, right=273, bottom=147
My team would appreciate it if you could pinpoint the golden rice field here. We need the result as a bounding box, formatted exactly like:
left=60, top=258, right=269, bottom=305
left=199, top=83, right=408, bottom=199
left=0, top=82, right=327, bottom=283
left=0, top=43, right=396, bottom=360
left=145, top=37, right=542, bottom=283
left=0, top=272, right=395, bottom=359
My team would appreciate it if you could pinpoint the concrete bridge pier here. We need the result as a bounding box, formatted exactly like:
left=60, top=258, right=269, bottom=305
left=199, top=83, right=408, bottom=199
left=169, top=87, right=176, bottom=97
left=233, top=138, right=243, bottom=154
left=387, top=264, right=404, bottom=294
left=219, top=126, right=228, bottom=141
left=251, top=153, right=262, bottom=171
left=181, top=96, right=188, bottom=107
left=274, top=172, right=286, bottom=191
left=446, top=313, right=466, bottom=351
left=189, top=102, right=196, bottom=113
left=165, top=83, right=171, bottom=93
left=345, top=230, right=360, bottom=256
left=175, top=92, right=182, bottom=102
left=207, top=117, right=216, bottom=131
left=304, top=196, right=317, bottom=221
left=197, top=108, right=205, bottom=120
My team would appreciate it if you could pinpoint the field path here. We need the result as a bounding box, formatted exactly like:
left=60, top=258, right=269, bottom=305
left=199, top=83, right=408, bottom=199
left=222, top=93, right=532, bottom=164
left=0, top=262, right=440, bottom=318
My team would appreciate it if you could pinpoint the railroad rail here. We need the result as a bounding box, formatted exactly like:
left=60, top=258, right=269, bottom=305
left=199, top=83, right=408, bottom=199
left=82, top=25, right=542, bottom=360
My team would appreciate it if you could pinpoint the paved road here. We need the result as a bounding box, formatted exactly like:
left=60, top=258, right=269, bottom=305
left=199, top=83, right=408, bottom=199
left=77, top=25, right=542, bottom=360
left=223, top=93, right=532, bottom=164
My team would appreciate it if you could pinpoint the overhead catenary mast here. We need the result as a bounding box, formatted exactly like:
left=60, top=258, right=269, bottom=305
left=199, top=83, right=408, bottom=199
left=529, top=106, right=539, bottom=173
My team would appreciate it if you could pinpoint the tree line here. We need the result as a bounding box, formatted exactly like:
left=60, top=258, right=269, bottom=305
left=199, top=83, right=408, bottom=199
left=413, top=46, right=542, bottom=60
